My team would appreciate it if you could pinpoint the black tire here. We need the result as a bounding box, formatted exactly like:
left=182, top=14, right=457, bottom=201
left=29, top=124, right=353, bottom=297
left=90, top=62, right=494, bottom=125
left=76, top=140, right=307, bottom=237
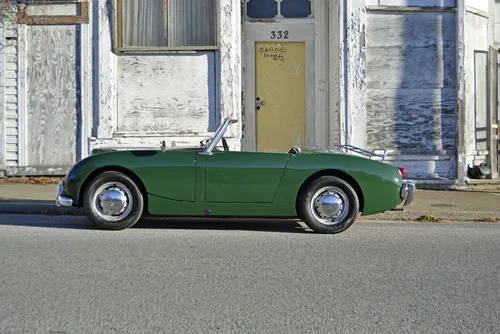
left=298, top=175, right=359, bottom=234
left=83, top=171, right=144, bottom=230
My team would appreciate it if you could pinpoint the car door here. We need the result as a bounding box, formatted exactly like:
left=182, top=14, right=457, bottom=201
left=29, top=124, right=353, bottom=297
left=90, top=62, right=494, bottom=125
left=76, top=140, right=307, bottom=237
left=204, top=151, right=289, bottom=203
left=135, top=150, right=196, bottom=202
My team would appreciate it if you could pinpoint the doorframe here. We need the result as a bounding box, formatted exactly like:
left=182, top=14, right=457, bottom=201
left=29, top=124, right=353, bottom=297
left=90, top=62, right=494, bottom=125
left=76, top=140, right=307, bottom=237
left=242, top=0, right=329, bottom=151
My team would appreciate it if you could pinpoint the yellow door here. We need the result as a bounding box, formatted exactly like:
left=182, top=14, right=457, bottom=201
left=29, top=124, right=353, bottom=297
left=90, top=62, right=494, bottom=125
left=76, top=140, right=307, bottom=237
left=255, top=42, right=306, bottom=152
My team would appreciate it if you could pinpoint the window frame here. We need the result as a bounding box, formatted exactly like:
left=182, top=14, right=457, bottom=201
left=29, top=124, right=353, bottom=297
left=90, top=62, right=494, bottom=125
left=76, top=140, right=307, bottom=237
left=17, top=1, right=89, bottom=25
left=113, top=0, right=221, bottom=53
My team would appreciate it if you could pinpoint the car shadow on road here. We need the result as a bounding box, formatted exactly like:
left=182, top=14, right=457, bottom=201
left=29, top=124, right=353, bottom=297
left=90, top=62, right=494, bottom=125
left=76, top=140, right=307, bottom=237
left=0, top=215, right=313, bottom=234
left=0, top=214, right=98, bottom=230
left=0, top=198, right=55, bottom=204
left=134, top=217, right=313, bottom=234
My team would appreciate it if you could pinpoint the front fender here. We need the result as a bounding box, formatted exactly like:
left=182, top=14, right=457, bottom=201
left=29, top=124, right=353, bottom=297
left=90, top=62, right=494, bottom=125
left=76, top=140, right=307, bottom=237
left=62, top=151, right=155, bottom=207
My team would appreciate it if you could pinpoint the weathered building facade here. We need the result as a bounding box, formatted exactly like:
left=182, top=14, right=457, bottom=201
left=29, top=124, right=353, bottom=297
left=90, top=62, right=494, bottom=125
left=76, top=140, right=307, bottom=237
left=0, top=0, right=498, bottom=185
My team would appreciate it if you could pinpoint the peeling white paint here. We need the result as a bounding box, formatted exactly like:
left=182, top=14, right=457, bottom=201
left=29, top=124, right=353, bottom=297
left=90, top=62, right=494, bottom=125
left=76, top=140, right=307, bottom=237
left=117, top=54, right=215, bottom=133
left=384, top=154, right=457, bottom=180
left=347, top=7, right=367, bottom=148
left=465, top=0, right=488, bottom=13
left=464, top=10, right=489, bottom=170
left=95, top=0, right=117, bottom=139
left=328, top=0, right=344, bottom=146
left=375, top=0, right=456, bottom=6
left=219, top=0, right=242, bottom=141
left=92, top=0, right=241, bottom=152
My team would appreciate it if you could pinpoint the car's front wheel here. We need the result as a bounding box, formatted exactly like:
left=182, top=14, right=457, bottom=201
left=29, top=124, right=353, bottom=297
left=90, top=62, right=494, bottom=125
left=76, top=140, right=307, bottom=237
left=298, top=176, right=359, bottom=234
left=83, top=171, right=144, bottom=230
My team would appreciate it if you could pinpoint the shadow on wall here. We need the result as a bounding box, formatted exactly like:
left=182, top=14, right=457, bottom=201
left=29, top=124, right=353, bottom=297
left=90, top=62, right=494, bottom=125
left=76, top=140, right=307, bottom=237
left=394, top=12, right=457, bottom=155
left=366, top=10, right=457, bottom=170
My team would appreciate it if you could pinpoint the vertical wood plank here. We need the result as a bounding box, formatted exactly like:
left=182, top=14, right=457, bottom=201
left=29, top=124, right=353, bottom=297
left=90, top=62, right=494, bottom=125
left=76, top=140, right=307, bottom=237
left=26, top=26, right=78, bottom=166
left=219, top=0, right=241, bottom=140
left=347, top=8, right=366, bottom=148
left=80, top=0, right=92, bottom=159
left=96, top=0, right=117, bottom=138
left=17, top=24, right=27, bottom=167
left=328, top=0, right=345, bottom=147
left=315, top=0, right=328, bottom=149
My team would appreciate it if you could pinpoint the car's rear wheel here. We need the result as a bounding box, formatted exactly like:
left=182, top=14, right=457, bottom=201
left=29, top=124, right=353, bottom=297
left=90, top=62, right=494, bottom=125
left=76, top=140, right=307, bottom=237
left=83, top=171, right=144, bottom=230
left=298, top=176, right=359, bottom=234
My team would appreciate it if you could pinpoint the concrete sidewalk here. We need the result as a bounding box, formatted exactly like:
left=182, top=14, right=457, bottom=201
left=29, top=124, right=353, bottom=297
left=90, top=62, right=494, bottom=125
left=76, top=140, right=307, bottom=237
left=0, top=183, right=499, bottom=221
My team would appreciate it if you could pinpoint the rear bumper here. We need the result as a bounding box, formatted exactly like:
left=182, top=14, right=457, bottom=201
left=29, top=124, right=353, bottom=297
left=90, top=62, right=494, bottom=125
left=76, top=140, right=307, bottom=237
left=56, top=181, right=73, bottom=207
left=400, top=181, right=416, bottom=206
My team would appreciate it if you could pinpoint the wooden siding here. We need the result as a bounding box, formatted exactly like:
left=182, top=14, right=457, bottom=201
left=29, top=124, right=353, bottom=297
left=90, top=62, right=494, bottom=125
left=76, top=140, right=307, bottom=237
left=365, top=11, right=457, bottom=154
left=0, top=17, right=4, bottom=174
left=117, top=53, right=216, bottom=134
left=26, top=25, right=78, bottom=166
left=4, top=37, right=18, bottom=168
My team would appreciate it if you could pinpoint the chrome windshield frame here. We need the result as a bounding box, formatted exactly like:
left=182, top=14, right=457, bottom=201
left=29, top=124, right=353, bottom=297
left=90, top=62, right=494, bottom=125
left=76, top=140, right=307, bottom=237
left=198, top=118, right=237, bottom=156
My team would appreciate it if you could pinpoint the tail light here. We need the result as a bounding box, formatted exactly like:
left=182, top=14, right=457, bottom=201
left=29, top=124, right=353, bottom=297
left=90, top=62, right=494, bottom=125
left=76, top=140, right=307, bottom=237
left=398, top=167, right=406, bottom=179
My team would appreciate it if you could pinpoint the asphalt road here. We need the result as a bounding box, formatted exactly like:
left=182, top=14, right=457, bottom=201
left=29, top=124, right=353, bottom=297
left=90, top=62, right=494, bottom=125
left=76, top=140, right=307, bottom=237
left=0, top=215, right=499, bottom=333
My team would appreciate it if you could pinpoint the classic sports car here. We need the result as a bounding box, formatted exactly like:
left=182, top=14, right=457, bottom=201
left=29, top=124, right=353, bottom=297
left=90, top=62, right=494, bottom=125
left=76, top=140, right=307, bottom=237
left=56, top=118, right=415, bottom=234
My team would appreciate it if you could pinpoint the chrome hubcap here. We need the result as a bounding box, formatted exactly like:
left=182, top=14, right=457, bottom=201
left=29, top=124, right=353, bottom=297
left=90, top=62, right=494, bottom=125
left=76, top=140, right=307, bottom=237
left=94, top=182, right=133, bottom=222
left=100, top=189, right=127, bottom=215
left=310, top=186, right=349, bottom=226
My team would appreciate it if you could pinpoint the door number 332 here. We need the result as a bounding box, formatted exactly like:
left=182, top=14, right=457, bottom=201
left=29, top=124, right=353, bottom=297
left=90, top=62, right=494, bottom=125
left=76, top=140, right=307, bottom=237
left=270, top=30, right=289, bottom=40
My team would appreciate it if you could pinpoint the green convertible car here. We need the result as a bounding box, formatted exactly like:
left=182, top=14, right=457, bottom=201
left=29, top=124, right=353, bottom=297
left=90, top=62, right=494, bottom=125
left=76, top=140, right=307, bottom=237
left=56, top=118, right=415, bottom=234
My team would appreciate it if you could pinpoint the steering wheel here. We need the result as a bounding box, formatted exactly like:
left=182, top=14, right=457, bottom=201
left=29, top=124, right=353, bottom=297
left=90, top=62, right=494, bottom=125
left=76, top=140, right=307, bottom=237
left=222, top=137, right=229, bottom=151
left=200, top=138, right=210, bottom=149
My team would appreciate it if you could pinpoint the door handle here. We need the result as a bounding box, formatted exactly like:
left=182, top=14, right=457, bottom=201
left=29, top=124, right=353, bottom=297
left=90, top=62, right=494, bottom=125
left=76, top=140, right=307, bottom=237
left=256, top=97, right=265, bottom=110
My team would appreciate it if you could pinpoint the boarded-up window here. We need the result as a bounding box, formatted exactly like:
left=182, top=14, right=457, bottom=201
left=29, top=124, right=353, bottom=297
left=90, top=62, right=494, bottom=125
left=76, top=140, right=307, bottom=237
left=115, top=0, right=219, bottom=51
